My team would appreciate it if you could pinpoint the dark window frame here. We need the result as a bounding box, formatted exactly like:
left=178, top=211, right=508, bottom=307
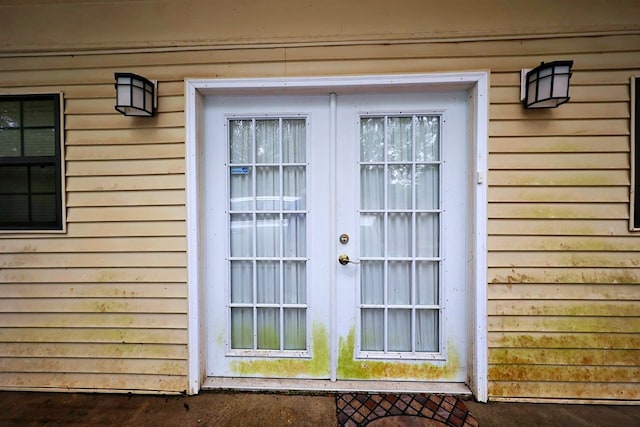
left=0, top=93, right=64, bottom=231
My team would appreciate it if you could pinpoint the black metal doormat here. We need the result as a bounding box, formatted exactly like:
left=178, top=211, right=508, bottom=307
left=336, top=393, right=478, bottom=427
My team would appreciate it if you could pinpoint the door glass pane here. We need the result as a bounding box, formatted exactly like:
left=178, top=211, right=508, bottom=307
left=257, top=308, right=280, bottom=349
left=283, top=166, right=306, bottom=210
left=230, top=213, right=253, bottom=257
left=283, top=261, right=306, bottom=304
left=256, top=166, right=279, bottom=210
left=387, top=117, right=412, bottom=161
left=415, top=116, right=439, bottom=161
left=360, top=213, right=384, bottom=257
left=256, top=261, right=279, bottom=304
left=416, top=310, right=439, bottom=352
left=360, top=117, right=384, bottom=162
left=359, top=114, right=442, bottom=355
left=388, top=309, right=411, bottom=351
left=256, top=213, right=280, bottom=257
left=256, top=119, right=279, bottom=163
left=416, top=212, right=439, bottom=258
left=416, top=261, right=439, bottom=305
left=361, top=309, right=384, bottom=351
left=283, top=308, right=306, bottom=350
left=282, top=119, right=306, bottom=163
left=415, top=165, right=439, bottom=210
left=361, top=165, right=384, bottom=210
left=388, top=261, right=411, bottom=305
left=231, top=261, right=253, bottom=303
left=229, top=120, right=253, bottom=163
left=231, top=308, right=253, bottom=349
left=230, top=168, right=253, bottom=210
left=361, top=261, right=384, bottom=304
left=388, top=212, right=411, bottom=257
left=283, top=213, right=306, bottom=257
left=388, top=164, right=412, bottom=209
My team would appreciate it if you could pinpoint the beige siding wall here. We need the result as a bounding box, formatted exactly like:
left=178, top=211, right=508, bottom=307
left=0, top=0, right=639, bottom=400
left=0, top=67, right=189, bottom=392
left=487, top=37, right=640, bottom=401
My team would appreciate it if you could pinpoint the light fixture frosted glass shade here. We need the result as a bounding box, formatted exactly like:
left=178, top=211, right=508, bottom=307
left=524, top=61, right=573, bottom=108
left=114, top=73, right=156, bottom=116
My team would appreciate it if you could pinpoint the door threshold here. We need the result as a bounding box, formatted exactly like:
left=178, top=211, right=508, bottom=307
left=202, top=377, right=472, bottom=396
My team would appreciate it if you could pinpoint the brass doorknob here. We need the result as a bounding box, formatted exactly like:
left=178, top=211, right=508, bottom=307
left=338, top=254, right=359, bottom=265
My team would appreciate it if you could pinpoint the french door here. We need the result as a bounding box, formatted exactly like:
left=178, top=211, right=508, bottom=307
left=204, top=90, right=468, bottom=383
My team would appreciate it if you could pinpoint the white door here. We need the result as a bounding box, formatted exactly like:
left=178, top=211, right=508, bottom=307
left=335, top=93, right=468, bottom=382
left=204, top=90, right=468, bottom=383
left=204, top=95, right=333, bottom=379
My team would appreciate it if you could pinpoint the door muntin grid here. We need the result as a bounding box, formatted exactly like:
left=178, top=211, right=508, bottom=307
left=226, top=116, right=310, bottom=357
left=357, top=113, right=444, bottom=359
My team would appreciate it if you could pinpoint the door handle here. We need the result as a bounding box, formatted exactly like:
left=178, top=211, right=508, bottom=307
left=338, top=254, right=359, bottom=265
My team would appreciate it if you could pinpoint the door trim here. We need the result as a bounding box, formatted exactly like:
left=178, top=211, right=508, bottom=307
left=185, top=73, right=488, bottom=401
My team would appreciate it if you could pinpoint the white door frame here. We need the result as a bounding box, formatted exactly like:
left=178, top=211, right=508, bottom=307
left=185, top=73, right=489, bottom=401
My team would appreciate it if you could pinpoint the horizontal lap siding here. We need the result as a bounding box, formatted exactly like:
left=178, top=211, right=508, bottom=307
left=1, top=30, right=639, bottom=400
left=488, top=35, right=640, bottom=402
left=0, top=55, right=189, bottom=393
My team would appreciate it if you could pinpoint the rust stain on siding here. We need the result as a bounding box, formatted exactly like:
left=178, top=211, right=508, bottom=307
left=493, top=333, right=640, bottom=350
left=490, top=269, right=533, bottom=284
left=490, top=268, right=640, bottom=284
left=488, top=381, right=640, bottom=400
left=489, top=348, right=639, bottom=366
left=558, top=254, right=640, bottom=268
left=488, top=365, right=640, bottom=382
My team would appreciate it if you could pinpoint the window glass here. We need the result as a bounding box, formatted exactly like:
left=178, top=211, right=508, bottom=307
left=0, top=94, right=62, bottom=230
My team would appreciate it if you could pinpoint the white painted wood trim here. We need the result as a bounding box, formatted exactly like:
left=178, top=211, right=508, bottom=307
left=186, top=73, right=489, bottom=400
left=186, top=80, right=203, bottom=395
left=471, top=73, right=489, bottom=403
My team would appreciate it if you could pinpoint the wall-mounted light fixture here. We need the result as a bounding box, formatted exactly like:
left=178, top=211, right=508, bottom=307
left=114, top=72, right=157, bottom=117
left=521, top=61, right=573, bottom=109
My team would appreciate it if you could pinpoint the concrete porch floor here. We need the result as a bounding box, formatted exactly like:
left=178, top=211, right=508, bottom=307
left=0, top=390, right=639, bottom=426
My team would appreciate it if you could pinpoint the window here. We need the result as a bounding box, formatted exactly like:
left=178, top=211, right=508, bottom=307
left=0, top=94, right=64, bottom=231
left=633, top=77, right=640, bottom=230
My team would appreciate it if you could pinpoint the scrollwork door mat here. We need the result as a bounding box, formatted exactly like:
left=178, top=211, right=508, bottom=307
left=335, top=393, right=478, bottom=427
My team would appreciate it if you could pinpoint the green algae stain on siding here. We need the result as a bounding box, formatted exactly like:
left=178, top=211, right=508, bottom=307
left=337, top=328, right=460, bottom=380
left=493, top=333, right=640, bottom=350
left=230, top=323, right=329, bottom=377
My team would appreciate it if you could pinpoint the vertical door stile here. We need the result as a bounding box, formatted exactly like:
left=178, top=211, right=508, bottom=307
left=329, top=93, right=338, bottom=382
left=411, top=115, right=418, bottom=355
left=278, top=118, right=284, bottom=352
left=251, top=118, right=258, bottom=352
